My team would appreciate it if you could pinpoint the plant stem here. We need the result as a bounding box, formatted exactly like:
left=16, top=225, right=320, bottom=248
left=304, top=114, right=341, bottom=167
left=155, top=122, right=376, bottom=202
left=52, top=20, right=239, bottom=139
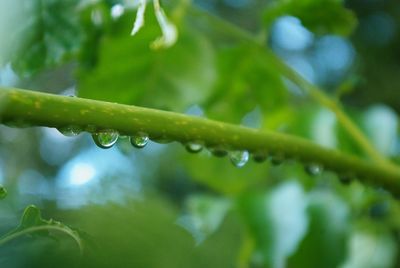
left=188, top=6, right=393, bottom=168
left=1, top=88, right=400, bottom=195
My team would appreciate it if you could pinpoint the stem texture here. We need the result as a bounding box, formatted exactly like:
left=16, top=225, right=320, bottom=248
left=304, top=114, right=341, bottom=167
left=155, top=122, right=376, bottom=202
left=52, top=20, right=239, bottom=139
left=1, top=88, right=400, bottom=195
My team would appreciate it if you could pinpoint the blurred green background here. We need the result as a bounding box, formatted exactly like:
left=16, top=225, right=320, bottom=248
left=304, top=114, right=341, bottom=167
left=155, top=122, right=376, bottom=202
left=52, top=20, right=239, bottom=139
left=0, top=0, right=400, bottom=267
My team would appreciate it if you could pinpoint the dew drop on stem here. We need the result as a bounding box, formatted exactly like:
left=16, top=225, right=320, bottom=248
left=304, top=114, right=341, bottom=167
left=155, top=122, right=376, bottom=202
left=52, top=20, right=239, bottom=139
left=253, top=152, right=268, bottom=163
left=304, top=163, right=323, bottom=176
left=57, top=125, right=82, bottom=137
left=185, top=142, right=203, bottom=153
left=208, top=146, right=228, bottom=157
left=270, top=154, right=284, bottom=166
left=130, top=132, right=149, bottom=148
left=151, top=136, right=172, bottom=144
left=230, top=150, right=249, bottom=168
left=92, top=130, right=119, bottom=149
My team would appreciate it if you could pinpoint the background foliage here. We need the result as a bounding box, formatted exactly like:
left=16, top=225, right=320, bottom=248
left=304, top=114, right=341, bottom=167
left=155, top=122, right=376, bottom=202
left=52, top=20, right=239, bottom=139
left=0, top=0, right=400, bottom=267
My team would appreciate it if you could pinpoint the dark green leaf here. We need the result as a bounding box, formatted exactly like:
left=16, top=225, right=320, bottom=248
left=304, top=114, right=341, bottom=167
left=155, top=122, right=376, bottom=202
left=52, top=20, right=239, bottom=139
left=287, top=191, right=349, bottom=268
left=0, top=0, right=83, bottom=75
left=177, top=195, right=232, bottom=243
left=78, top=9, right=216, bottom=112
left=0, top=185, right=7, bottom=200
left=204, top=44, right=288, bottom=123
left=0, top=205, right=83, bottom=253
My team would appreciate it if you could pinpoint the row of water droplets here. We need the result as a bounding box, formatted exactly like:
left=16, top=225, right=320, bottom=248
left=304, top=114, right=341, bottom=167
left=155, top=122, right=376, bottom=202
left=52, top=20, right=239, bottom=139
left=59, top=126, right=255, bottom=167
left=57, top=125, right=355, bottom=183
left=58, top=126, right=149, bottom=149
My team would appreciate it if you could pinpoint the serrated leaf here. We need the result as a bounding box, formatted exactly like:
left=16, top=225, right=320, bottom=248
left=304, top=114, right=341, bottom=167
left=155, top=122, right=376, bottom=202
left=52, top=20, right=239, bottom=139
left=18, top=205, right=46, bottom=230
left=0, top=205, right=83, bottom=253
left=0, top=0, right=83, bottom=75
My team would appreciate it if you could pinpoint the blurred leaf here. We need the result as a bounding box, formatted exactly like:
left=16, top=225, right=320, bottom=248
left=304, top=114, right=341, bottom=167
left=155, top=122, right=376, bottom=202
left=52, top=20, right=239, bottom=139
left=64, top=197, right=242, bottom=268
left=204, top=44, right=288, bottom=123
left=237, top=181, right=309, bottom=267
left=287, top=191, right=350, bottom=268
left=181, top=151, right=268, bottom=195
left=177, top=194, right=232, bottom=244
left=264, top=0, right=357, bottom=36
left=0, top=205, right=83, bottom=253
left=266, top=181, right=309, bottom=268
left=335, top=76, right=361, bottom=99
left=237, top=191, right=274, bottom=266
left=0, top=186, right=7, bottom=200
left=341, top=227, right=397, bottom=268
left=362, top=105, right=398, bottom=157
left=0, top=0, right=83, bottom=76
left=78, top=9, right=216, bottom=111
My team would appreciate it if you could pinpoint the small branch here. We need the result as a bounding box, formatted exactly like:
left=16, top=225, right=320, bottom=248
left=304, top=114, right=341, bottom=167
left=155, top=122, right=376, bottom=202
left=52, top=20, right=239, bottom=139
left=188, top=6, right=393, bottom=168
left=1, top=88, right=400, bottom=196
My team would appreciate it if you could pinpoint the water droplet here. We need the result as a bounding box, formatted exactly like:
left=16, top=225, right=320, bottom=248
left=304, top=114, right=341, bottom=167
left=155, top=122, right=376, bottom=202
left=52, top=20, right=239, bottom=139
left=57, top=125, right=81, bottom=137
left=270, top=154, right=284, bottom=166
left=0, top=186, right=7, bottom=200
left=208, top=146, right=228, bottom=157
left=229, top=150, right=249, bottom=168
left=253, top=152, right=268, bottom=163
left=85, top=125, right=97, bottom=133
left=304, top=163, right=323, bottom=176
left=185, top=142, right=203, bottom=153
left=130, top=133, right=149, bottom=148
left=92, top=130, right=119, bottom=149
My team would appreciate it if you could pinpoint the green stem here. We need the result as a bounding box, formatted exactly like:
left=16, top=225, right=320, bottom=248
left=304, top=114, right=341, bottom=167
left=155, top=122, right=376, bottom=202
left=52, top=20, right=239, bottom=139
left=1, top=88, right=400, bottom=195
left=188, top=6, right=392, bottom=167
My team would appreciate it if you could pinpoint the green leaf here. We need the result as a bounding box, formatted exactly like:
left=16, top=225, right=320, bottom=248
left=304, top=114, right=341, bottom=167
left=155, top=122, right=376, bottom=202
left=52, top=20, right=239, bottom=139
left=181, top=151, right=268, bottom=195
left=341, top=228, right=397, bottom=268
left=177, top=195, right=232, bottom=244
left=237, top=181, right=309, bottom=267
left=70, top=198, right=242, bottom=268
left=237, top=191, right=274, bottom=266
left=0, top=0, right=83, bottom=75
left=362, top=105, right=398, bottom=157
left=264, top=0, right=357, bottom=36
left=287, top=191, right=350, bottom=268
left=204, top=44, right=288, bottom=123
left=18, top=205, right=46, bottom=230
left=0, top=205, right=83, bottom=253
left=78, top=9, right=216, bottom=112
left=0, top=185, right=7, bottom=200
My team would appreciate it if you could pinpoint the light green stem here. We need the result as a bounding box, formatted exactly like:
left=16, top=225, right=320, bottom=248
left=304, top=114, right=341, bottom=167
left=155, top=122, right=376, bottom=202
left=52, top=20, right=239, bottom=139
left=1, top=88, right=400, bottom=195
left=188, top=6, right=393, bottom=168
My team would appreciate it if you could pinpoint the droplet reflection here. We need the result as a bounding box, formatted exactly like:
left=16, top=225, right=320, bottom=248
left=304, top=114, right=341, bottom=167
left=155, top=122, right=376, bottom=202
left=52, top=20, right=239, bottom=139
left=229, top=150, right=249, bottom=168
left=92, top=130, right=119, bottom=149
